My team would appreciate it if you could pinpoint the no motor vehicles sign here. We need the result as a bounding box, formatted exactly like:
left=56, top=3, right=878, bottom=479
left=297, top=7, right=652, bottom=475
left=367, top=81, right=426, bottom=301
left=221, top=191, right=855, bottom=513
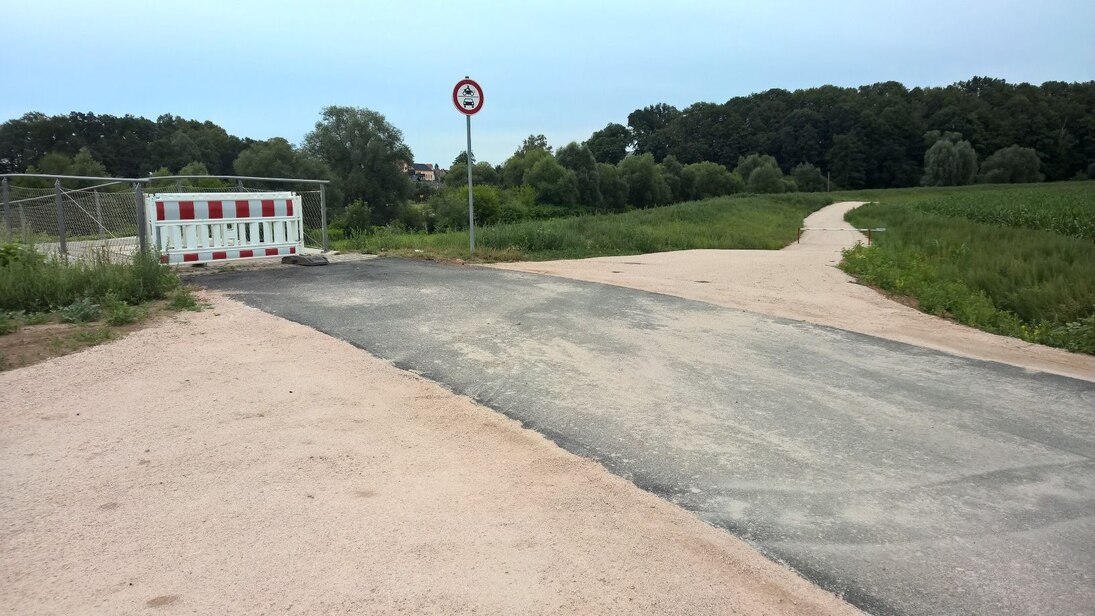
left=453, top=79, right=484, bottom=115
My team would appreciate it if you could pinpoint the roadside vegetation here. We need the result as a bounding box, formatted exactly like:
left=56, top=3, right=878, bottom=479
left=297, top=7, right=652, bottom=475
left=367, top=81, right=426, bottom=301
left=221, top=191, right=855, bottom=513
left=838, top=182, right=1095, bottom=354
left=0, top=244, right=201, bottom=371
left=335, top=193, right=831, bottom=261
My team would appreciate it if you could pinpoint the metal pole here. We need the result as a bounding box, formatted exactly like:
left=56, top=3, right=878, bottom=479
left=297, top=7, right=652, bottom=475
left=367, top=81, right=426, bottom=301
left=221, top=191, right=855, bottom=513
left=54, top=179, right=67, bottom=255
left=466, top=114, right=475, bottom=255
left=2, top=177, right=10, bottom=239
left=175, top=180, right=182, bottom=192
left=319, top=184, right=329, bottom=253
left=237, top=179, right=244, bottom=190
left=94, top=190, right=104, bottom=241
left=135, top=182, right=147, bottom=253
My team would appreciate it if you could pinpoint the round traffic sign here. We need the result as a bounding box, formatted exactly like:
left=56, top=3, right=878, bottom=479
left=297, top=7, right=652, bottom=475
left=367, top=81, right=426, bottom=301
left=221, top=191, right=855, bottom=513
left=453, top=78, right=484, bottom=115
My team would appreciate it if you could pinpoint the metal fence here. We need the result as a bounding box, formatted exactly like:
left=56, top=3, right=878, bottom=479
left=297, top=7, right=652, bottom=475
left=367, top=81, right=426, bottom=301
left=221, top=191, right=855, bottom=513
left=1, top=174, right=329, bottom=261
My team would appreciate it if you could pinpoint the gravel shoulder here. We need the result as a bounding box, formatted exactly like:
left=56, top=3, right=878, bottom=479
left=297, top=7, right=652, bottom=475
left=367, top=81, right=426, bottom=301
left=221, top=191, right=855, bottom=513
left=0, top=294, right=857, bottom=615
left=490, top=201, right=1095, bottom=382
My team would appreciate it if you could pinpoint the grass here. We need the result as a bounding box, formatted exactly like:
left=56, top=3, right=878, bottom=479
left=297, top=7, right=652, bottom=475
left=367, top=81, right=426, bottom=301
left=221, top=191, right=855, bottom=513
left=335, top=194, right=834, bottom=261
left=834, top=182, right=1095, bottom=240
left=0, top=245, right=180, bottom=313
left=839, top=181, right=1095, bottom=354
left=0, top=245, right=202, bottom=371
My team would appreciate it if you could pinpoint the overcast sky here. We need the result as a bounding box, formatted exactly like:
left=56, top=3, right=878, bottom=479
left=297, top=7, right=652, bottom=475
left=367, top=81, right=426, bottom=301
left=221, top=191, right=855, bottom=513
left=3, top=0, right=1092, bottom=167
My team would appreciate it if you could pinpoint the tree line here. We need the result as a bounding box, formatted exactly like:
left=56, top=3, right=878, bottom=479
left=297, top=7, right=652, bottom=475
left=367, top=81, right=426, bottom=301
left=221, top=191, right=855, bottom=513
left=594, top=77, right=1094, bottom=187
left=2, top=76, right=1091, bottom=232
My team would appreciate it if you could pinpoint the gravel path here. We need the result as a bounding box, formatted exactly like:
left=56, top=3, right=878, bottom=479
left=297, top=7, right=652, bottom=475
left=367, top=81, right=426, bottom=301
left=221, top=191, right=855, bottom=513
left=491, top=201, right=1094, bottom=382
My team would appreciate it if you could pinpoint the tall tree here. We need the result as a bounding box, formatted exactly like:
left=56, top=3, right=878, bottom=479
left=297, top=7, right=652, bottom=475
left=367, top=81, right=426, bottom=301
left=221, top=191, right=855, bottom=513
left=922, top=133, right=978, bottom=186
left=303, top=106, right=413, bottom=222
left=555, top=142, right=602, bottom=209
left=627, top=103, right=679, bottom=162
left=585, top=123, right=631, bottom=165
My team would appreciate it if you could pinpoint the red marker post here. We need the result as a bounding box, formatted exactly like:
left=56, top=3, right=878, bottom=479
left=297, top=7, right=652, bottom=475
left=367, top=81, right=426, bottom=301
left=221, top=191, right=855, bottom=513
left=453, top=77, right=484, bottom=254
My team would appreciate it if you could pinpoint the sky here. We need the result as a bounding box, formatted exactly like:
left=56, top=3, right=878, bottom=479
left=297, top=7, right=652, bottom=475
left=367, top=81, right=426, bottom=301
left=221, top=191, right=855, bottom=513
left=3, top=0, right=1093, bottom=168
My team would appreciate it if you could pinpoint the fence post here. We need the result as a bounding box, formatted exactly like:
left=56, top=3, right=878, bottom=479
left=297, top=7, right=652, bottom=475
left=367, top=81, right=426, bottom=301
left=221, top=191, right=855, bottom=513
left=237, top=179, right=244, bottom=190
left=2, top=177, right=10, bottom=239
left=94, top=189, right=104, bottom=242
left=54, top=179, right=68, bottom=255
left=175, top=180, right=182, bottom=192
left=867, top=228, right=872, bottom=246
left=319, top=184, right=329, bottom=253
left=135, top=182, right=147, bottom=253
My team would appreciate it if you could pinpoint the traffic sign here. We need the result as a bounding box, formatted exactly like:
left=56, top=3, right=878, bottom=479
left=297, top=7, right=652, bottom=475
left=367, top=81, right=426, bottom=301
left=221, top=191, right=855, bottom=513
left=453, top=78, right=484, bottom=115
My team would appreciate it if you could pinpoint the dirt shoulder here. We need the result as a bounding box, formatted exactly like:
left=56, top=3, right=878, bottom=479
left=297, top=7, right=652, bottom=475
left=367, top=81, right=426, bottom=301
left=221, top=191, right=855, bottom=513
left=0, top=293, right=856, bottom=615
left=491, top=201, right=1095, bottom=383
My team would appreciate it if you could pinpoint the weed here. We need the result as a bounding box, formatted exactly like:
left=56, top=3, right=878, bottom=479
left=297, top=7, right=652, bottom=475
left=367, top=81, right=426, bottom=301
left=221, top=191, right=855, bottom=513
left=59, top=298, right=101, bottom=324
left=0, top=248, right=179, bottom=314
left=72, top=328, right=116, bottom=346
left=168, top=287, right=202, bottom=312
left=22, top=312, right=50, bottom=325
left=0, top=312, right=17, bottom=335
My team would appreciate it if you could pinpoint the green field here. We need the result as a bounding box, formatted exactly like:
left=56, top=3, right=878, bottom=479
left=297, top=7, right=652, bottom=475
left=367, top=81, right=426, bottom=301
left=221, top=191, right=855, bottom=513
left=335, top=193, right=832, bottom=261
left=839, top=182, right=1095, bottom=354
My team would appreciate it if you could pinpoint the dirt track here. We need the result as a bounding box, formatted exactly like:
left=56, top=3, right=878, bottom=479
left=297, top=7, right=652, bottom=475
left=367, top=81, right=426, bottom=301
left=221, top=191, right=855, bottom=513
left=491, top=202, right=1095, bottom=382
left=0, top=297, right=857, bottom=615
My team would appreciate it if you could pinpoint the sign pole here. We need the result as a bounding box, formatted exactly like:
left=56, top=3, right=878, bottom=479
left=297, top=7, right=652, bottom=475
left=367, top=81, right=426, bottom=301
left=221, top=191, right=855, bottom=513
left=466, top=113, right=475, bottom=254
left=453, top=75, right=484, bottom=256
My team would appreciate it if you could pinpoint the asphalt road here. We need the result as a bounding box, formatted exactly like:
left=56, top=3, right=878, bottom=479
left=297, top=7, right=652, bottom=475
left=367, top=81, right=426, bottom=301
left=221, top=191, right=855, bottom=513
left=201, top=259, right=1095, bottom=616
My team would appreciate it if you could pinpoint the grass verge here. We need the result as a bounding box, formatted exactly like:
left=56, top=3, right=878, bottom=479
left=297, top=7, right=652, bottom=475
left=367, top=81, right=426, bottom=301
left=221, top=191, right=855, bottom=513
left=334, top=194, right=833, bottom=261
left=840, top=183, right=1095, bottom=354
left=1, top=246, right=204, bottom=371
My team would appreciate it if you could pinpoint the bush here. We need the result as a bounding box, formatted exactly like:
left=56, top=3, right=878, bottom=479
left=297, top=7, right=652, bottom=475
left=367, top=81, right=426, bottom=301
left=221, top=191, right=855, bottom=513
left=747, top=165, right=785, bottom=194
left=978, top=145, right=1043, bottom=184
left=790, top=163, right=827, bottom=192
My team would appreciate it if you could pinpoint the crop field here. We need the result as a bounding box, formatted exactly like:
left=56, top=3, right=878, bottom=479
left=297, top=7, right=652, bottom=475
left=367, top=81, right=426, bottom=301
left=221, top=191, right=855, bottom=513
left=841, top=182, right=1095, bottom=353
left=337, top=194, right=832, bottom=261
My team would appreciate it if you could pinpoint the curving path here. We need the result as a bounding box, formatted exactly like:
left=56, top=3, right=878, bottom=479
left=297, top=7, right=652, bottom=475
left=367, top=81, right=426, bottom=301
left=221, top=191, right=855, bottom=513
left=491, top=201, right=1095, bottom=382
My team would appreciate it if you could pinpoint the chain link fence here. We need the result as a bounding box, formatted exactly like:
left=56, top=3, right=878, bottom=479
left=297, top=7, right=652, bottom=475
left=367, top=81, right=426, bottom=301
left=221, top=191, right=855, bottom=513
left=1, top=175, right=328, bottom=262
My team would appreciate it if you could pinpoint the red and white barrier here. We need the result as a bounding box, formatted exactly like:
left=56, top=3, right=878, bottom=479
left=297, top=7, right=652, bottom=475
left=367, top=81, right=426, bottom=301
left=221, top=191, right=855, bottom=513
left=146, top=192, right=303, bottom=264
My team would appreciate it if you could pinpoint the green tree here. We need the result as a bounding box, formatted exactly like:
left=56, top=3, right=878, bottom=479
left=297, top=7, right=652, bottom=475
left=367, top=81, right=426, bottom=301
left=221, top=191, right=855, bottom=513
left=682, top=162, right=736, bottom=199
left=525, top=156, right=579, bottom=207
left=555, top=142, right=602, bottom=210
left=177, top=161, right=231, bottom=188
left=585, top=122, right=631, bottom=165
left=501, top=147, right=552, bottom=187
left=827, top=133, right=868, bottom=189
left=517, top=134, right=552, bottom=155
left=619, top=153, right=671, bottom=208
left=233, top=137, right=330, bottom=180
left=978, top=145, right=1044, bottom=183
left=303, top=106, right=413, bottom=223
left=747, top=165, right=785, bottom=194
left=734, top=153, right=780, bottom=183
left=445, top=161, right=500, bottom=188
left=922, top=135, right=978, bottom=186
left=790, top=162, right=826, bottom=192
left=658, top=155, right=687, bottom=202
left=596, top=163, right=629, bottom=212
left=628, top=103, right=679, bottom=161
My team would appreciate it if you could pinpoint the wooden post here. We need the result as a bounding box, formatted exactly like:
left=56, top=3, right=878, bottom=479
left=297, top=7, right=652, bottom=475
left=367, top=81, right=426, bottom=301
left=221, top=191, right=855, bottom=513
left=867, top=228, right=872, bottom=246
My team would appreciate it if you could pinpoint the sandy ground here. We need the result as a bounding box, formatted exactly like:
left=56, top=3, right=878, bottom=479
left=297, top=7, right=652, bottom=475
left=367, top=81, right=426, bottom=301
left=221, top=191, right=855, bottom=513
left=492, top=201, right=1095, bottom=382
left=0, top=296, right=858, bottom=615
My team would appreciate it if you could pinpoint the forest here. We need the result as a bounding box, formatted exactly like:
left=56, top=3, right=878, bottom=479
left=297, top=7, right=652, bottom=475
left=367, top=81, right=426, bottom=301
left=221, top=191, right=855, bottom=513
left=0, top=76, right=1091, bottom=230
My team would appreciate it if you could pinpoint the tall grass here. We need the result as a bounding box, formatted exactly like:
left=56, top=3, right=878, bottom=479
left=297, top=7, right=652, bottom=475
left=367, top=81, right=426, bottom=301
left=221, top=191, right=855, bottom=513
left=842, top=184, right=1095, bottom=354
left=0, top=246, right=180, bottom=313
left=338, top=194, right=832, bottom=261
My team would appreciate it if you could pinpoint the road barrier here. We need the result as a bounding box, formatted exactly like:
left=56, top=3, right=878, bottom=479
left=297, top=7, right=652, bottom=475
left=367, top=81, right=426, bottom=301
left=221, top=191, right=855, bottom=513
left=147, top=192, right=303, bottom=264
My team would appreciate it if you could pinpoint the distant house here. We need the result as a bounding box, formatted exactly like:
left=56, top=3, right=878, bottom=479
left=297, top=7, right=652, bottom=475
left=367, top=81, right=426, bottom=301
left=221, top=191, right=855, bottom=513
left=404, top=162, right=442, bottom=183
